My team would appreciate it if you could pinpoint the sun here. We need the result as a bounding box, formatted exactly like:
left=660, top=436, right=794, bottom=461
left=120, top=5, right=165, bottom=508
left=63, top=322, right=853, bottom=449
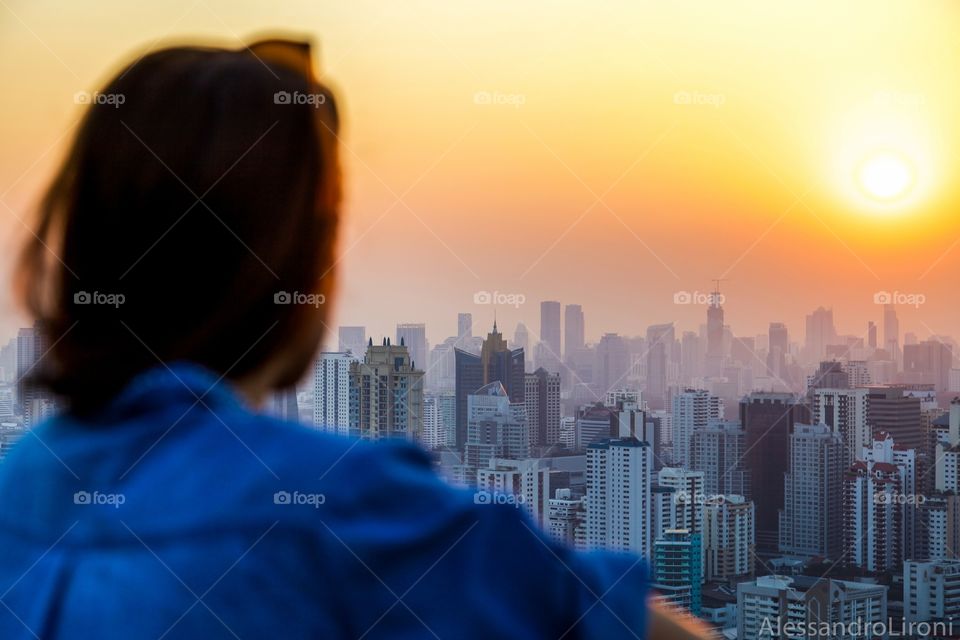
left=857, top=151, right=914, bottom=202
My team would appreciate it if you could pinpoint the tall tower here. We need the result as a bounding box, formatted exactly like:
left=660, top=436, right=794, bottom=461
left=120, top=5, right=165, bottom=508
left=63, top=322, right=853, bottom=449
left=564, top=304, right=585, bottom=362
left=539, top=300, right=562, bottom=366
left=705, top=280, right=725, bottom=377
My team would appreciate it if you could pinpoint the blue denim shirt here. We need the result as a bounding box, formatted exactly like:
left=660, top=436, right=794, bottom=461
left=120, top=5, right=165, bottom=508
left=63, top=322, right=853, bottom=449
left=0, top=364, right=648, bottom=639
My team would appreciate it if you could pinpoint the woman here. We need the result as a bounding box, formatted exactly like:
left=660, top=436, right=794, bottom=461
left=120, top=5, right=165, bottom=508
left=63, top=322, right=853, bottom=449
left=0, top=38, right=711, bottom=639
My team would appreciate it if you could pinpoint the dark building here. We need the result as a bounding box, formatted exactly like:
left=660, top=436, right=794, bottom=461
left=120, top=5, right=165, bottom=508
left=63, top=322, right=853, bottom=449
left=454, top=322, right=525, bottom=449
left=739, top=392, right=810, bottom=551
left=867, top=386, right=922, bottom=451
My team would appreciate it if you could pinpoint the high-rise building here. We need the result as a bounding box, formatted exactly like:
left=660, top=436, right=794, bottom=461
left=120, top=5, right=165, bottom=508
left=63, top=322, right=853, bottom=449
left=904, top=559, right=960, bottom=625
left=576, top=403, right=615, bottom=449
left=658, top=467, right=705, bottom=536
left=845, top=360, right=872, bottom=387
left=903, top=340, right=953, bottom=391
left=349, top=338, right=425, bottom=440
left=457, top=313, right=473, bottom=342
left=463, top=382, right=529, bottom=476
left=868, top=321, right=878, bottom=349
left=705, top=285, right=725, bottom=378
left=564, top=304, right=584, bottom=362
left=703, top=495, right=755, bottom=582
left=16, top=324, right=52, bottom=428
left=766, top=322, right=789, bottom=382
left=540, top=300, right=562, bottom=369
left=843, top=432, right=916, bottom=572
left=740, top=392, right=809, bottom=550
left=652, top=529, right=702, bottom=616
left=671, top=389, right=722, bottom=468
left=804, top=306, right=837, bottom=363
left=690, top=420, right=749, bottom=498
left=477, top=457, right=550, bottom=526
left=454, top=323, right=525, bottom=449
left=523, top=368, right=561, bottom=447
left=337, top=326, right=366, bottom=360
left=868, top=386, right=922, bottom=451
left=883, top=303, right=900, bottom=361
left=594, top=333, right=630, bottom=397
left=312, top=352, right=353, bottom=435
left=547, top=488, right=586, bottom=549
left=779, top=423, right=843, bottom=559
left=646, top=324, right=675, bottom=410
left=812, top=387, right=869, bottom=467
left=396, top=323, right=428, bottom=371
left=737, top=575, right=887, bottom=640
left=585, top=438, right=654, bottom=556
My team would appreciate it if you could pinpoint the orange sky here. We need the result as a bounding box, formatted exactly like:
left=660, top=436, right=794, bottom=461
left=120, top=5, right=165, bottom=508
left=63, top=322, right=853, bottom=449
left=1, top=0, right=959, bottom=347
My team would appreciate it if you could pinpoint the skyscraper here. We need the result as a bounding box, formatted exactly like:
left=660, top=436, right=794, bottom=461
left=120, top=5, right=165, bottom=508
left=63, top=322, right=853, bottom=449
left=457, top=313, right=473, bottom=341
left=313, top=352, right=353, bottom=435
left=454, top=323, right=525, bottom=449
left=464, top=381, right=529, bottom=478
left=396, top=323, right=428, bottom=370
left=671, top=389, right=722, bottom=468
left=539, top=300, right=562, bottom=372
left=594, top=333, right=630, bottom=397
left=706, top=285, right=725, bottom=378
left=766, top=322, right=789, bottom=382
left=523, top=367, right=561, bottom=447
left=652, top=529, right=702, bottom=616
left=812, top=387, right=869, bottom=466
left=883, top=303, right=900, bottom=361
left=843, top=432, right=916, bottom=572
left=585, top=438, right=654, bottom=557
left=740, top=392, right=809, bottom=550
left=779, top=423, right=843, bottom=559
left=690, top=420, right=749, bottom=498
left=868, top=386, right=922, bottom=451
left=903, top=339, right=953, bottom=391
left=349, top=338, right=425, bottom=440
left=702, top=495, right=755, bottom=582
left=564, top=304, right=584, bottom=361
left=804, top=306, right=837, bottom=363
left=646, top=323, right=675, bottom=410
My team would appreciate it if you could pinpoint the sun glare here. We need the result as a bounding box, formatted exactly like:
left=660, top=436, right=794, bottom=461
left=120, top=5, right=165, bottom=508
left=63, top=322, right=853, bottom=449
left=857, top=151, right=914, bottom=201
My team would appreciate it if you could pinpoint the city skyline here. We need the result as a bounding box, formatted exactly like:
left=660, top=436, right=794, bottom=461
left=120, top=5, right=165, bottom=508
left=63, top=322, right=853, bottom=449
left=2, top=1, right=960, bottom=343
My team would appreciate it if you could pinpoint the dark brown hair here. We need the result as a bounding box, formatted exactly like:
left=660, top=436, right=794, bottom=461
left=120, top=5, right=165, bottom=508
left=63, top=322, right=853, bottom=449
left=16, top=40, right=341, bottom=413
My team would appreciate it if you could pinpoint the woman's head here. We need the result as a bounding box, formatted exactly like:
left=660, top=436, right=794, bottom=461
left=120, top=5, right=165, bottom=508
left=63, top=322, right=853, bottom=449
left=16, top=39, right=341, bottom=413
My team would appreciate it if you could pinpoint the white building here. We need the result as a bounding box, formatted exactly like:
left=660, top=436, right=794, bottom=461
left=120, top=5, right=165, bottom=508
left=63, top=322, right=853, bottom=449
left=843, top=432, right=917, bottom=572
left=812, top=388, right=870, bottom=467
left=737, top=575, right=887, bottom=640
left=905, top=559, right=960, bottom=625
left=670, top=389, right=722, bottom=468
left=658, top=467, right=705, bottom=535
left=703, top=495, right=755, bottom=582
left=546, top=488, right=586, bottom=549
left=312, top=352, right=352, bottom=435
left=477, top=457, right=551, bottom=526
left=586, top=438, right=654, bottom=557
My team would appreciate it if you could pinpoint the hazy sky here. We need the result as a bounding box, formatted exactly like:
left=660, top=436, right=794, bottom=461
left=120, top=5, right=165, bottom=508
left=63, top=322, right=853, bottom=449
left=1, top=0, right=959, bottom=348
